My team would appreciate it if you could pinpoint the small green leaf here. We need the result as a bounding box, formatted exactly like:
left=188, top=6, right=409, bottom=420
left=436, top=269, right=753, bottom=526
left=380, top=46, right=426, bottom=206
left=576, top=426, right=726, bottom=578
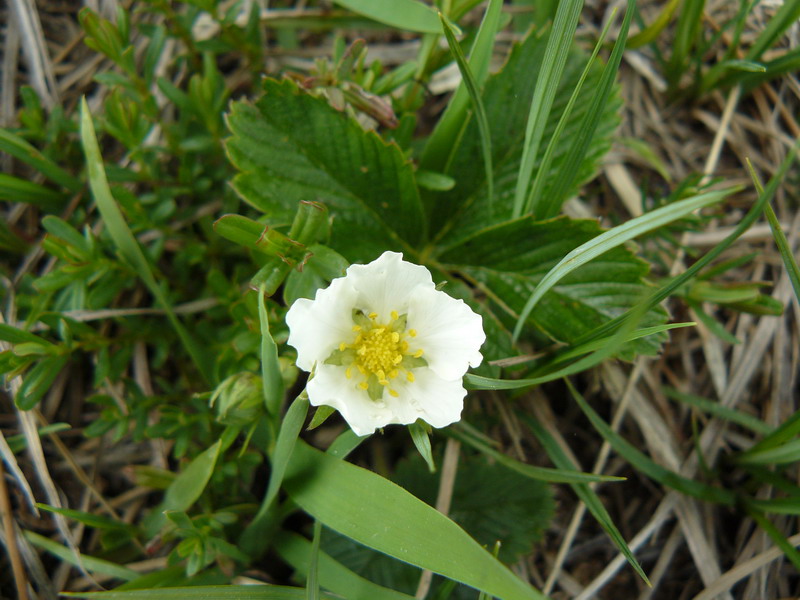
left=15, top=354, right=69, bottom=410
left=408, top=421, right=435, bottom=473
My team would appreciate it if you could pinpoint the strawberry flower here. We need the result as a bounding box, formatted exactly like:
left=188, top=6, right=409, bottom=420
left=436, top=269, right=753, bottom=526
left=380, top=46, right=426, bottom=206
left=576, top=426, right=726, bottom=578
left=286, top=251, right=485, bottom=436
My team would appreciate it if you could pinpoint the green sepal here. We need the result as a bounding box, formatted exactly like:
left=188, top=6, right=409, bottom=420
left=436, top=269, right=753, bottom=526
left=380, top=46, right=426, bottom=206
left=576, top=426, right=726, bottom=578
left=401, top=355, right=428, bottom=370
left=390, top=313, right=408, bottom=332
left=324, top=348, right=357, bottom=366
left=308, top=405, right=337, bottom=431
left=366, top=374, right=383, bottom=401
left=351, top=309, right=372, bottom=329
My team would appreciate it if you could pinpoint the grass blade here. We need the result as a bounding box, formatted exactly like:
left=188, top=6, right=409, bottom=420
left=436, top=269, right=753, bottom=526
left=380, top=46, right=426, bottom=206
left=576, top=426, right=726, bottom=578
left=536, top=0, right=635, bottom=218
left=451, top=426, right=625, bottom=484
left=745, top=158, right=800, bottom=303
left=332, top=0, right=441, bottom=34
left=79, top=98, right=213, bottom=383
left=570, top=137, right=799, bottom=350
left=565, top=380, right=736, bottom=506
left=240, top=394, right=310, bottom=556
left=274, top=531, right=417, bottom=600
left=0, top=129, right=82, bottom=192
left=662, top=387, right=772, bottom=435
left=421, top=0, right=502, bottom=172
left=521, top=415, right=649, bottom=584
left=511, top=0, right=584, bottom=218
left=284, top=440, right=548, bottom=600
left=439, top=12, right=494, bottom=210
left=512, top=187, right=734, bottom=340
left=527, top=8, right=616, bottom=217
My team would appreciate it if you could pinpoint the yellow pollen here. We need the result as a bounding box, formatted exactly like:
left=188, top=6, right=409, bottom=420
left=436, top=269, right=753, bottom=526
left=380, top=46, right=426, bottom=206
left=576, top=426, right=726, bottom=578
left=336, top=309, right=425, bottom=400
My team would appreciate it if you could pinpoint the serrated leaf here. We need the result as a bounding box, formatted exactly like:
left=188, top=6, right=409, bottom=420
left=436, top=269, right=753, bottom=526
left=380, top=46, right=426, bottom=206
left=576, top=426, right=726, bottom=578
left=437, top=216, right=666, bottom=356
left=225, top=79, right=425, bottom=261
left=427, top=30, right=620, bottom=241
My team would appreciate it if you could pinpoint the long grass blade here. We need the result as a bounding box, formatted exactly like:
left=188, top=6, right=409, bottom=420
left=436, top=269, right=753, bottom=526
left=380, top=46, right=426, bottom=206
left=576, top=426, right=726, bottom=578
left=450, top=426, right=624, bottom=484
left=512, top=0, right=584, bottom=218
left=521, top=414, right=649, bottom=584
left=745, top=158, right=800, bottom=303
left=240, top=394, right=309, bottom=556
left=439, top=13, right=494, bottom=209
left=565, top=380, right=736, bottom=505
left=537, top=0, right=635, bottom=218
left=421, top=0, right=502, bottom=171
left=512, top=187, right=735, bottom=341
left=527, top=8, right=617, bottom=218
left=79, top=98, right=213, bottom=383
left=570, top=137, right=799, bottom=350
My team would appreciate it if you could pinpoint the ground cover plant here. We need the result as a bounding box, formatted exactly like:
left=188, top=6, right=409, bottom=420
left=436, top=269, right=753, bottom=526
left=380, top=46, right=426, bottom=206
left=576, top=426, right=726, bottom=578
left=1, top=0, right=799, bottom=598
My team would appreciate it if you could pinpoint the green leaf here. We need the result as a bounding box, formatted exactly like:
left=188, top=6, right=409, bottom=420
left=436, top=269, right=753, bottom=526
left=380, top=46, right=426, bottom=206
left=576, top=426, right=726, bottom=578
left=226, top=79, right=425, bottom=261
left=79, top=98, right=213, bottom=384
left=408, top=421, right=436, bottom=473
left=427, top=30, right=620, bottom=241
left=259, top=285, right=285, bottom=417
left=0, top=128, right=82, bottom=192
left=662, top=387, right=772, bottom=435
left=0, top=173, right=66, bottom=210
left=284, top=245, right=349, bottom=306
left=318, top=453, right=554, bottom=593
left=509, top=188, right=734, bottom=341
left=143, top=440, right=221, bottom=537
left=15, top=354, right=69, bottom=410
left=332, top=0, right=442, bottom=34
left=283, top=440, right=548, bottom=600
left=437, top=216, right=667, bottom=356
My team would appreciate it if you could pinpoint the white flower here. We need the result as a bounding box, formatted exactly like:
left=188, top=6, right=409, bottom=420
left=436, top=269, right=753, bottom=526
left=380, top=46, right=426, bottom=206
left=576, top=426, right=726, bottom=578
left=286, top=251, right=485, bottom=436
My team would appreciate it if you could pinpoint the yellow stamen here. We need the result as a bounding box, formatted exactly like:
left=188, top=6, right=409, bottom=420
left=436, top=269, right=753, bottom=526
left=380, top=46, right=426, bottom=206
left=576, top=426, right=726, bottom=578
left=345, top=367, right=352, bottom=379
left=389, top=389, right=399, bottom=398
left=409, top=329, right=417, bottom=337
left=391, top=310, right=398, bottom=320
left=407, top=371, right=415, bottom=383
left=368, top=312, right=378, bottom=319
left=358, top=381, right=369, bottom=390
left=339, top=342, right=346, bottom=351
left=413, top=349, right=424, bottom=358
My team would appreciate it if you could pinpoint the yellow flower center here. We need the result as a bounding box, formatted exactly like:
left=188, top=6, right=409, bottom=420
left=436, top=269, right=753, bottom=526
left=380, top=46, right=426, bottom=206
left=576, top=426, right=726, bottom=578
left=325, top=310, right=425, bottom=401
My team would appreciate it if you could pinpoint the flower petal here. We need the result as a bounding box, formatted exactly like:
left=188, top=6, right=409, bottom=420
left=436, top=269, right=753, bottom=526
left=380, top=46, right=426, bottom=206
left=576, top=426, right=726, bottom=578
left=307, top=364, right=394, bottom=436
left=389, top=367, right=466, bottom=429
left=286, top=276, right=359, bottom=371
left=345, top=251, right=434, bottom=319
left=407, top=287, right=485, bottom=380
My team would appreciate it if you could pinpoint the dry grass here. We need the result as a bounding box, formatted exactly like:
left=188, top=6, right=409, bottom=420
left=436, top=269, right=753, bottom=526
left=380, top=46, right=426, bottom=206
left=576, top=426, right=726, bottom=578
left=1, top=1, right=798, bottom=599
